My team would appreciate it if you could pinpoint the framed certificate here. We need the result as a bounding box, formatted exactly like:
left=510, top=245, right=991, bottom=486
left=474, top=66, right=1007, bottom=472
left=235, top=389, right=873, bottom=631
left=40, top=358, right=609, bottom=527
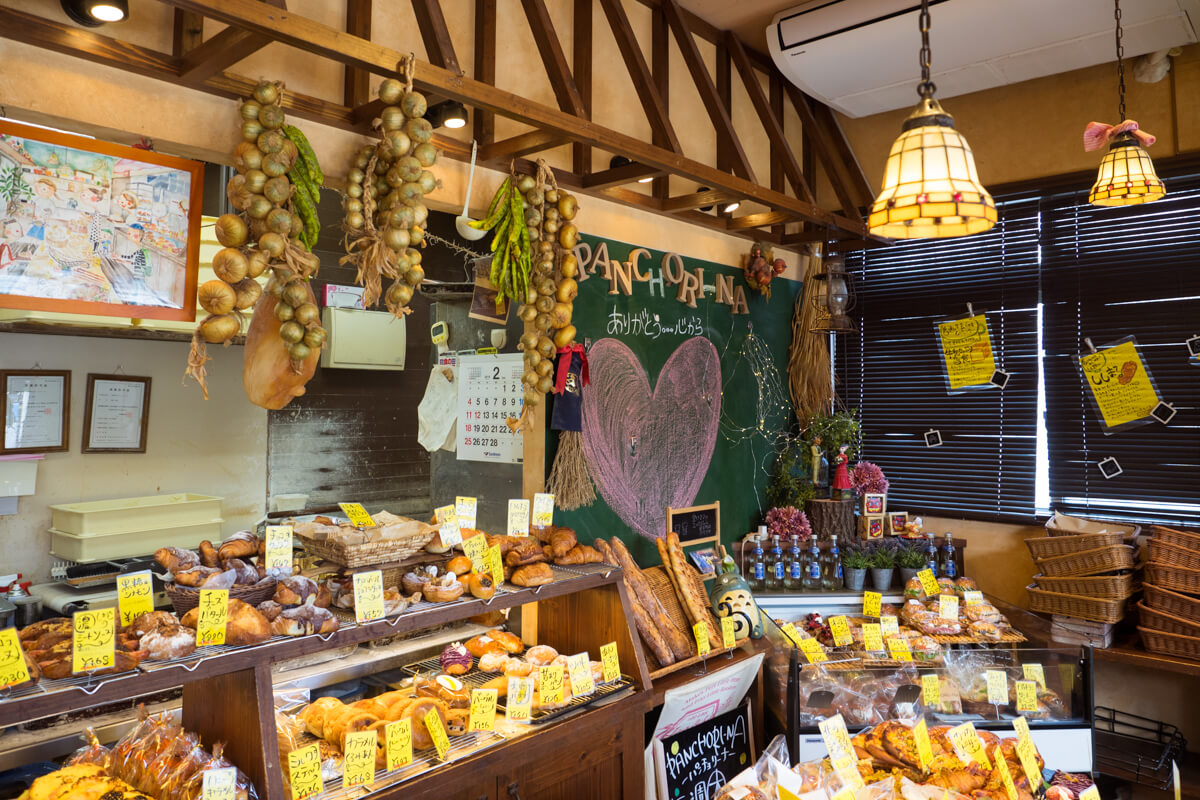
left=2, top=370, right=70, bottom=454
left=82, top=374, right=150, bottom=453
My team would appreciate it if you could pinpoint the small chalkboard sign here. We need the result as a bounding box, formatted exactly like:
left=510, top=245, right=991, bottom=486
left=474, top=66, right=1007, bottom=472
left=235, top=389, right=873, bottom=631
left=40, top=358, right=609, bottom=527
left=667, top=501, right=720, bottom=545
left=653, top=701, right=754, bottom=800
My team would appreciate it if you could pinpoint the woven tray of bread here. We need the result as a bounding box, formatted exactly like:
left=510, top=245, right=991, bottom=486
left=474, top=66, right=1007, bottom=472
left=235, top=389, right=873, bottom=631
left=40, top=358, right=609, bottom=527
left=930, top=630, right=1027, bottom=644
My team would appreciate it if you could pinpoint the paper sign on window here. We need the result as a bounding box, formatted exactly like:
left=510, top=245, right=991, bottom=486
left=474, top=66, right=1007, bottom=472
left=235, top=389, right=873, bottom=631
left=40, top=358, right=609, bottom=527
left=936, top=312, right=998, bottom=393
left=1077, top=336, right=1163, bottom=433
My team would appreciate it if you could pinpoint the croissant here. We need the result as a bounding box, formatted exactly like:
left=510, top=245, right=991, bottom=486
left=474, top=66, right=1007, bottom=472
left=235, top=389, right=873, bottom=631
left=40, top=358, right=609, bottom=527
left=505, top=540, right=547, bottom=567
left=546, top=528, right=577, bottom=559
left=198, top=540, right=220, bottom=568
left=199, top=569, right=238, bottom=590
left=554, top=544, right=603, bottom=565
left=217, top=531, right=259, bottom=561
left=155, top=546, right=200, bottom=573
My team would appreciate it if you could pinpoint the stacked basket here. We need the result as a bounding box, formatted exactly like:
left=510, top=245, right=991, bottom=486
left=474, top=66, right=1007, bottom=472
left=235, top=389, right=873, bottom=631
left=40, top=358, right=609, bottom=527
left=1139, top=525, right=1200, bottom=661
left=1025, top=513, right=1140, bottom=625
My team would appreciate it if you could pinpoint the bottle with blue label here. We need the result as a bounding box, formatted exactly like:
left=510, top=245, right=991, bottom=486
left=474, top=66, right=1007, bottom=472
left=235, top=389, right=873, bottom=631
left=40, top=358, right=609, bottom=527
left=765, top=535, right=784, bottom=592
left=747, top=532, right=765, bottom=592
left=803, top=541, right=822, bottom=590
left=924, top=532, right=940, bottom=576
left=941, top=532, right=958, bottom=578
left=784, top=535, right=803, bottom=591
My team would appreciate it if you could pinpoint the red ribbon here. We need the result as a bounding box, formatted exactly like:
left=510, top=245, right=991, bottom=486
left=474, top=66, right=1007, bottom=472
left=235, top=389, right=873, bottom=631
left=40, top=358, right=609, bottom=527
left=1083, top=119, right=1156, bottom=152
left=554, top=343, right=589, bottom=395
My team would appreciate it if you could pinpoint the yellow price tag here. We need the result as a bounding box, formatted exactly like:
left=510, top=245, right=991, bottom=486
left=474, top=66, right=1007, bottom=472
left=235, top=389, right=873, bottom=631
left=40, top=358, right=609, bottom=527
left=880, top=615, right=900, bottom=636
left=798, top=637, right=827, bottom=663
left=434, top=504, right=454, bottom=523
left=487, top=545, right=505, bottom=588
left=886, top=636, right=913, bottom=662
left=1080, top=786, right=1100, bottom=800
left=264, top=525, right=293, bottom=572
left=1012, top=714, right=1032, bottom=744
left=600, top=641, right=620, bottom=683
left=692, top=621, right=711, bottom=656
left=195, top=589, right=228, bottom=646
left=506, top=676, right=534, bottom=722
left=861, top=623, right=883, bottom=652
left=385, top=719, right=412, bottom=771
left=720, top=616, right=736, bottom=649
left=72, top=608, right=116, bottom=673
left=986, top=670, right=1008, bottom=705
left=437, top=509, right=462, bottom=549
left=835, top=762, right=865, bottom=792
left=1079, top=339, right=1160, bottom=429
left=1173, top=761, right=1181, bottom=800
left=454, top=496, right=477, bottom=529
left=201, top=766, right=237, bottom=800
left=1022, top=663, right=1046, bottom=689
left=914, top=717, right=933, bottom=771
left=818, top=714, right=855, bottom=761
left=353, top=570, right=385, bottom=623
left=828, top=615, right=853, bottom=647
left=424, top=709, right=450, bottom=760
left=538, top=664, right=564, bottom=705
left=1015, top=680, right=1038, bottom=712
left=831, top=788, right=856, bottom=800
left=0, top=628, right=32, bottom=688
left=918, top=569, right=939, bottom=598
left=922, top=674, right=941, bottom=706
left=342, top=730, right=377, bottom=788
left=566, top=652, right=595, bottom=697
left=116, top=570, right=154, bottom=627
left=339, top=502, right=374, bottom=528
left=287, top=743, right=323, bottom=799
left=938, top=313, right=996, bottom=389
left=939, top=594, right=960, bottom=621
left=463, top=533, right=489, bottom=574
left=781, top=622, right=803, bottom=645
left=995, top=749, right=1019, bottom=800
left=507, top=499, right=530, bottom=536
left=532, top=492, right=555, bottom=528
left=469, top=688, right=498, bottom=731
left=963, top=590, right=984, bottom=606
left=946, top=722, right=992, bottom=769
left=1014, top=729, right=1043, bottom=788
left=780, top=788, right=803, bottom=800
left=862, top=591, right=882, bottom=618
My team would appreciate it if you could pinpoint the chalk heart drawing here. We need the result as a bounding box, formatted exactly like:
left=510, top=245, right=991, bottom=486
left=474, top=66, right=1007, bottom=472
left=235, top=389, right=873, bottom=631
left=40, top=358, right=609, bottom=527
left=581, top=337, right=721, bottom=540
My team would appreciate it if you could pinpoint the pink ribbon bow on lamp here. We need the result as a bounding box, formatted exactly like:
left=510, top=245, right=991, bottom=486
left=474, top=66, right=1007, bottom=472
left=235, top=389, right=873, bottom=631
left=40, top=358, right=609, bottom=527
left=1083, top=120, right=1156, bottom=152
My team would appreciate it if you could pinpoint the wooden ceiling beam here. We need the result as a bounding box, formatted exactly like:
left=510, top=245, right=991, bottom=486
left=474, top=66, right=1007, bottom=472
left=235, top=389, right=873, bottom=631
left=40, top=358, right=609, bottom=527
left=572, top=0, right=592, bottom=174
left=177, top=0, right=284, bottom=84
left=783, top=81, right=859, bottom=217
left=410, top=0, right=461, bottom=74
left=596, top=0, right=681, bottom=155
left=581, top=162, right=661, bottom=189
left=343, top=0, right=372, bottom=109
left=809, top=98, right=874, bottom=209
left=519, top=0, right=586, bottom=117
left=473, top=0, right=496, bottom=145
left=662, top=189, right=740, bottom=212
left=480, top=129, right=567, bottom=161
left=172, top=9, right=203, bottom=57
left=727, top=210, right=797, bottom=230
left=660, top=0, right=754, bottom=183
left=649, top=4, right=670, bottom=201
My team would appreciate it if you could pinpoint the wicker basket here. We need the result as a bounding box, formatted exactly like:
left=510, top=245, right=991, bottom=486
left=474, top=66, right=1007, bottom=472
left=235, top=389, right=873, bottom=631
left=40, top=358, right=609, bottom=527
left=1137, top=601, right=1200, bottom=638
left=1026, top=532, right=1127, bottom=560
left=1146, top=562, right=1200, bottom=596
left=1026, top=582, right=1129, bottom=623
left=1138, top=625, right=1200, bottom=662
left=1143, top=582, right=1200, bottom=625
left=296, top=526, right=435, bottom=569
left=1046, top=512, right=1140, bottom=540
left=166, top=578, right=277, bottom=614
left=1031, top=571, right=1138, bottom=599
left=1035, top=545, right=1136, bottom=577
left=1147, top=540, right=1200, bottom=570
left=1148, top=525, right=1200, bottom=553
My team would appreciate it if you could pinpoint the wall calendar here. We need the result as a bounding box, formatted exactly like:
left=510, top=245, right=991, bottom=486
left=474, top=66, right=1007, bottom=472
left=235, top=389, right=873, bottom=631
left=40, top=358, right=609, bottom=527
left=456, top=353, right=524, bottom=464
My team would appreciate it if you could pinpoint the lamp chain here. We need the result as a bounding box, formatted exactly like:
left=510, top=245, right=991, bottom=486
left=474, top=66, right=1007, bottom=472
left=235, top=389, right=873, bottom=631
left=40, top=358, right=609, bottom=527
left=1114, top=0, right=1126, bottom=121
left=917, top=0, right=935, bottom=98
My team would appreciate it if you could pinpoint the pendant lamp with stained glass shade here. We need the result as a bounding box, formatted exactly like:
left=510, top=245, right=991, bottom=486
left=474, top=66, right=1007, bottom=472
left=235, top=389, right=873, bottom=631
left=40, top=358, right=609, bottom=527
left=1085, top=0, right=1165, bottom=206
left=868, top=0, right=995, bottom=239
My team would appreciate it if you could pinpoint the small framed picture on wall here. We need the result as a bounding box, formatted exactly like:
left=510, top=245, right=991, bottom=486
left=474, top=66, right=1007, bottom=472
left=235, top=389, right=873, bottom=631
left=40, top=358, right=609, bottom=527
left=888, top=511, right=909, bottom=535
left=82, top=374, right=151, bottom=453
left=862, top=493, right=886, bottom=515
left=2, top=370, right=70, bottom=454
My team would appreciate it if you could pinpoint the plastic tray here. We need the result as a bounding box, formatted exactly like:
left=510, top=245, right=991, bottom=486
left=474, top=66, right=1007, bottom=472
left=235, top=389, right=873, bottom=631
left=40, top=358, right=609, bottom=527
left=50, top=493, right=223, bottom=535
left=50, top=520, right=222, bottom=562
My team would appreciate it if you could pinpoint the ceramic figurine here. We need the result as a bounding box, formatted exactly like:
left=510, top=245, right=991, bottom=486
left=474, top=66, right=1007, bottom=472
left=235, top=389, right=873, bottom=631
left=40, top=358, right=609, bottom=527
left=832, top=444, right=852, bottom=499
left=709, top=560, right=764, bottom=640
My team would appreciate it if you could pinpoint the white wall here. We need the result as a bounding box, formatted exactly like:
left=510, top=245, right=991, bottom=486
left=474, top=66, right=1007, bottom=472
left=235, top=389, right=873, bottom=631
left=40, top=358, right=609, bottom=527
left=0, top=333, right=266, bottom=582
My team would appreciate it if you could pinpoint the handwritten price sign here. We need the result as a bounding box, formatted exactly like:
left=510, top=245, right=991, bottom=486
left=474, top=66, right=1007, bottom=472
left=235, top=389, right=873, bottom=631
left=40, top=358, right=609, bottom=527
left=287, top=743, right=323, bottom=799
left=116, top=571, right=154, bottom=627
left=469, top=688, right=498, bottom=731
left=454, top=496, right=478, bottom=530
left=73, top=608, right=115, bottom=673
left=353, top=570, right=385, bottom=623
left=507, top=499, right=530, bottom=536
left=0, top=628, right=31, bottom=688
left=385, top=719, right=412, bottom=771
left=938, top=313, right=996, bottom=390
left=538, top=664, right=564, bottom=705
left=201, top=767, right=237, bottom=800
left=532, top=492, right=555, bottom=528
left=342, top=730, right=376, bottom=788
left=263, top=525, right=293, bottom=572
left=1079, top=339, right=1161, bottom=430
left=195, top=590, right=228, bottom=646
left=600, top=641, right=620, bottom=683
left=506, top=676, right=533, bottom=722
left=339, top=502, right=374, bottom=528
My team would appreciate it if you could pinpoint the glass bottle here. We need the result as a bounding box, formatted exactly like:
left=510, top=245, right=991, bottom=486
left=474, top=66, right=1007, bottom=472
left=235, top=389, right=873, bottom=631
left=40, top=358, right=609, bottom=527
left=766, top=535, right=784, bottom=592
left=784, top=535, right=803, bottom=591
left=924, top=532, right=940, bottom=576
left=803, top=541, right=822, bottom=590
left=941, top=532, right=958, bottom=579
left=826, top=534, right=844, bottom=590
left=747, top=535, right=765, bottom=592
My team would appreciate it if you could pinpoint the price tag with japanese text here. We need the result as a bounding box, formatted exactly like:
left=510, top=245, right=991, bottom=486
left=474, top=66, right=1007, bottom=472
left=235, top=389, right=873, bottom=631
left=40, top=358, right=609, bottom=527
left=918, top=569, right=940, bottom=597
left=861, top=623, right=883, bottom=652
left=73, top=608, right=116, bottom=673
left=939, top=594, right=959, bottom=621
left=287, top=744, right=322, bottom=799
left=914, top=717, right=933, bottom=771
left=195, top=590, right=228, bottom=646
left=567, top=652, right=595, bottom=697
left=721, top=616, right=737, bottom=649
left=1012, top=714, right=1032, bottom=745
left=963, top=590, right=985, bottom=606
left=437, top=508, right=462, bottom=549
left=995, top=749, right=1019, bottom=800
left=469, top=688, right=498, bottom=732
left=538, top=664, right=564, bottom=706
left=693, top=621, right=711, bottom=656
left=1012, top=719, right=1043, bottom=788
left=781, top=622, right=803, bottom=645
left=828, top=615, right=853, bottom=647
left=487, top=545, right=504, bottom=588
left=986, top=670, right=1008, bottom=705
left=600, top=641, right=620, bottom=683
left=385, top=719, right=412, bottom=771
left=1022, top=663, right=1046, bottom=689
left=1015, top=680, right=1038, bottom=712
left=339, top=502, right=374, bottom=528
left=342, top=730, right=376, bottom=788
left=886, top=636, right=913, bottom=662
left=832, top=755, right=865, bottom=792
left=947, top=722, right=992, bottom=769
left=880, top=615, right=900, bottom=636
left=353, top=570, right=385, bottom=623
left=507, top=499, right=530, bottom=536
left=922, top=674, right=941, bottom=706
left=425, top=709, right=450, bottom=760
left=463, top=533, right=489, bottom=574
left=201, top=766, right=237, bottom=800
left=532, top=493, right=555, bottom=528
left=116, top=570, right=154, bottom=627
left=798, top=637, right=827, bottom=663
left=264, top=525, right=293, bottom=572
left=455, top=496, right=477, bottom=530
left=818, top=714, right=855, bottom=761
left=0, top=628, right=32, bottom=688
left=507, top=676, right=533, bottom=722
left=1080, top=787, right=1100, bottom=800
left=862, top=591, right=882, bottom=618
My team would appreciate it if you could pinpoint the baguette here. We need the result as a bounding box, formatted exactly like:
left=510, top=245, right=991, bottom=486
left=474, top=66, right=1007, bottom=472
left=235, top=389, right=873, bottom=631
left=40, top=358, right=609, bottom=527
left=605, top=538, right=693, bottom=662
left=594, top=538, right=674, bottom=667
left=656, top=535, right=692, bottom=624
left=667, top=532, right=721, bottom=650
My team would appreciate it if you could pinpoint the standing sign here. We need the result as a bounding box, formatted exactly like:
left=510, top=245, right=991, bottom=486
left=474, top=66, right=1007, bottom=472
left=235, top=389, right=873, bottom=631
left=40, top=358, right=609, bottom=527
left=936, top=312, right=997, bottom=392
left=456, top=353, right=524, bottom=463
left=652, top=701, right=753, bottom=800
left=1078, top=337, right=1163, bottom=432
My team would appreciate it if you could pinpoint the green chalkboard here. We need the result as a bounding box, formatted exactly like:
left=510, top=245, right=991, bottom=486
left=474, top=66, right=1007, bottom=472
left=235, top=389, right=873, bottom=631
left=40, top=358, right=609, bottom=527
left=552, top=234, right=800, bottom=568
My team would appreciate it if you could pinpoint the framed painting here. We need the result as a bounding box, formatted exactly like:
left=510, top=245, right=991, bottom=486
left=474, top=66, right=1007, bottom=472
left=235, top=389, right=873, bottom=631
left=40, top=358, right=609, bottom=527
left=0, top=118, right=202, bottom=321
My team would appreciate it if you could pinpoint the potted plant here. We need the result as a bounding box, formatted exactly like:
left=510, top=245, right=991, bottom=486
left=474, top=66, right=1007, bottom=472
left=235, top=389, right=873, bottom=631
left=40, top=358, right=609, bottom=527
left=766, top=438, right=817, bottom=510
left=841, top=540, right=870, bottom=592
left=867, top=539, right=897, bottom=591
left=803, top=411, right=863, bottom=501
left=896, top=539, right=926, bottom=586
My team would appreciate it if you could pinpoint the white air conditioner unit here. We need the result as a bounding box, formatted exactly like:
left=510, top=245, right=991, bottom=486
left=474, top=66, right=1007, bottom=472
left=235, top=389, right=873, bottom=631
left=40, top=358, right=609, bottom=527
left=768, top=0, right=1199, bottom=118
left=319, top=307, right=406, bottom=370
